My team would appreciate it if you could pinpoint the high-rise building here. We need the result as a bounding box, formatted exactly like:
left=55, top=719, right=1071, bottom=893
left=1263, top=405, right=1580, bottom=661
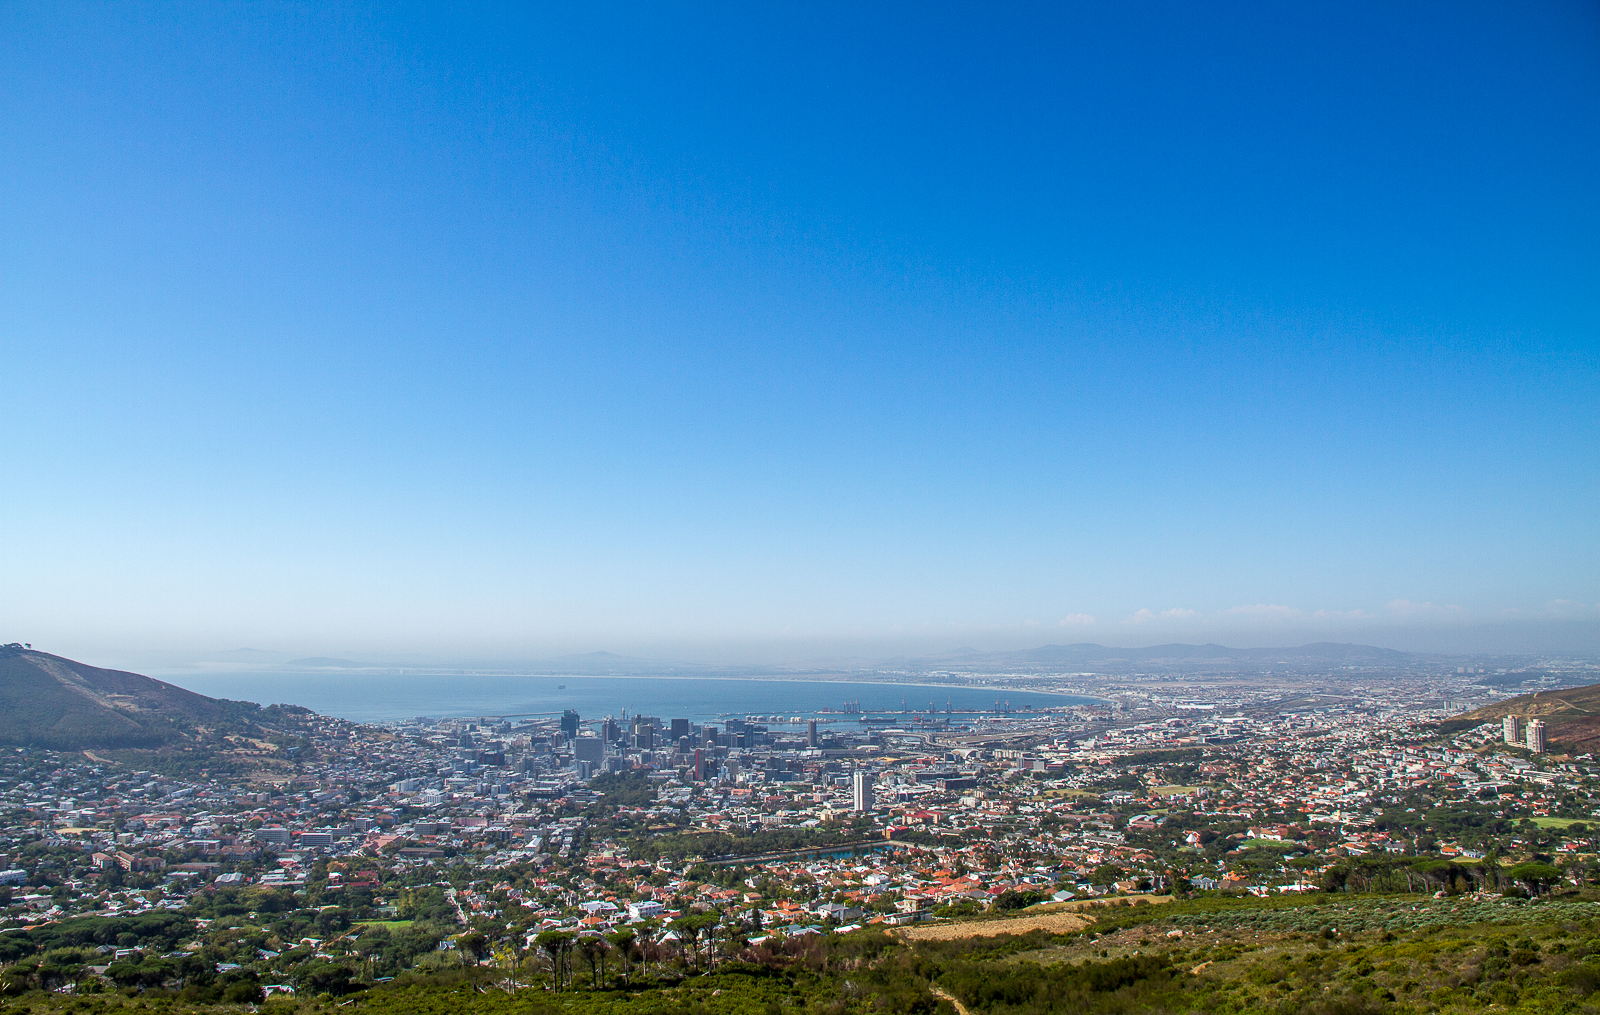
left=1504, top=715, right=1525, bottom=745
left=671, top=718, right=690, bottom=741
left=574, top=737, right=605, bottom=763
left=1527, top=719, right=1547, bottom=754
left=693, top=748, right=705, bottom=782
left=561, top=710, right=581, bottom=738
left=807, top=720, right=818, bottom=748
left=852, top=771, right=875, bottom=812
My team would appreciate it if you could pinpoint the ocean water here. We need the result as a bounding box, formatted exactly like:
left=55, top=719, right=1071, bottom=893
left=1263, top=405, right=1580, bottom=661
left=157, top=671, right=1096, bottom=724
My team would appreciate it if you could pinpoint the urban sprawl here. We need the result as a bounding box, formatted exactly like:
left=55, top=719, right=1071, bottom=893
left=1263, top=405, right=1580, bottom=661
left=4, top=658, right=1599, bottom=997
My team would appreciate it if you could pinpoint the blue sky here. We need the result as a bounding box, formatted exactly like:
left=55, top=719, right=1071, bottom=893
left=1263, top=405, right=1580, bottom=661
left=3, top=2, right=1597, bottom=662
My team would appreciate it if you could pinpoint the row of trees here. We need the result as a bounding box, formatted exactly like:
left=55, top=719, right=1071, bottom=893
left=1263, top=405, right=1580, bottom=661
left=529, top=912, right=749, bottom=991
left=1318, top=854, right=1567, bottom=896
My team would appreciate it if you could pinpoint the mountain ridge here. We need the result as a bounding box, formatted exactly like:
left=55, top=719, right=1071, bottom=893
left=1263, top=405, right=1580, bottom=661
left=899, top=640, right=1415, bottom=669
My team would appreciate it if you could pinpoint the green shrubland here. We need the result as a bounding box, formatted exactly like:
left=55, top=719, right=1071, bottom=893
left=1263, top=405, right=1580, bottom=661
left=8, top=893, right=1600, bottom=1015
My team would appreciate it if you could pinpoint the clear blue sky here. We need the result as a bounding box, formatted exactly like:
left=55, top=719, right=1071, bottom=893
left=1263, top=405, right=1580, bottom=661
left=3, top=2, right=1597, bottom=662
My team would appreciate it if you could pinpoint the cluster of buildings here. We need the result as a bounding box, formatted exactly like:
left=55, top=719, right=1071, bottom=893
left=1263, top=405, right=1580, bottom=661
left=0, top=659, right=1596, bottom=976
left=1502, top=714, right=1548, bottom=754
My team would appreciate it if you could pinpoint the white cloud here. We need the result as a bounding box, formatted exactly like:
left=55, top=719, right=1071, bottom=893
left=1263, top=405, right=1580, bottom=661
left=1386, top=599, right=1463, bottom=616
left=1128, top=607, right=1199, bottom=624
left=1226, top=604, right=1304, bottom=619
left=1058, top=614, right=1097, bottom=626
left=1544, top=600, right=1595, bottom=616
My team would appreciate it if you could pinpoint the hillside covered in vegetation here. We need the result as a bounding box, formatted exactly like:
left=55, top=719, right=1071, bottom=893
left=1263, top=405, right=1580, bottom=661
left=6, top=890, right=1600, bottom=1015
left=0, top=645, right=315, bottom=777
left=1459, top=682, right=1600, bottom=753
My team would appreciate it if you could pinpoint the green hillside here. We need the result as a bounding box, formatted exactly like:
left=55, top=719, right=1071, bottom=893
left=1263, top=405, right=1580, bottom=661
left=0, top=644, right=258, bottom=750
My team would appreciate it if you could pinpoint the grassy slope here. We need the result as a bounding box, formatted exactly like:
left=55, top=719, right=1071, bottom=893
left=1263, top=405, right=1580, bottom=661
left=0, top=649, right=256, bottom=750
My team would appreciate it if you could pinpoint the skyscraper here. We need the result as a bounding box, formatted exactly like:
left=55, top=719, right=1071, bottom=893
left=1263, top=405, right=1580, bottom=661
left=1527, top=719, right=1547, bottom=754
left=1504, top=715, right=1525, bottom=746
left=807, top=720, right=818, bottom=748
left=852, top=771, right=875, bottom=812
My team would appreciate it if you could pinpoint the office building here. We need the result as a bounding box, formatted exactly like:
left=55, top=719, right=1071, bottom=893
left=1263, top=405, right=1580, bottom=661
left=853, top=770, right=875, bottom=812
left=1527, top=719, right=1547, bottom=754
left=1504, top=715, right=1525, bottom=746
left=671, top=718, right=690, bottom=740
left=574, top=737, right=605, bottom=763
left=807, top=720, right=818, bottom=748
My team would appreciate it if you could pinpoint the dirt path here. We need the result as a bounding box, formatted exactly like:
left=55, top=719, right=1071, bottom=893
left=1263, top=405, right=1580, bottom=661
left=930, top=986, right=973, bottom=1015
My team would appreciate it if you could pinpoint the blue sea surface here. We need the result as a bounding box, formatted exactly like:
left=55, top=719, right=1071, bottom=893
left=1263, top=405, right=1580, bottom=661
left=157, top=671, right=1096, bottom=724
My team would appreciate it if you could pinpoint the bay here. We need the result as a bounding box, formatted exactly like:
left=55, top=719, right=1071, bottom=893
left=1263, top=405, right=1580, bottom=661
left=158, top=670, right=1097, bottom=724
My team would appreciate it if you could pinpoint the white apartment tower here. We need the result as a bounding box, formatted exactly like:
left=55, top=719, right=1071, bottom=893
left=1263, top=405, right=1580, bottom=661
left=1527, top=719, right=1547, bottom=754
left=852, top=770, right=875, bottom=812
left=1504, top=715, right=1525, bottom=745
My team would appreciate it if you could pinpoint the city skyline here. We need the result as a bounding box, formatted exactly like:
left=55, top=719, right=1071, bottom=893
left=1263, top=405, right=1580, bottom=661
left=4, top=3, right=1597, bottom=662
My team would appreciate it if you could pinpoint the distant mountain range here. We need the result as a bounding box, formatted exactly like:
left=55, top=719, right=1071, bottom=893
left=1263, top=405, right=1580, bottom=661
left=0, top=644, right=267, bottom=750
left=239, top=640, right=1424, bottom=675
left=841, top=641, right=1417, bottom=674
left=478, top=640, right=1419, bottom=674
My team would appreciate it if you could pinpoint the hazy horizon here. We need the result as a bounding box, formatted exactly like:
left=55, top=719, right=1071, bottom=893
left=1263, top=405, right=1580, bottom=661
left=32, top=618, right=1600, bottom=680
left=4, top=4, right=1596, bottom=664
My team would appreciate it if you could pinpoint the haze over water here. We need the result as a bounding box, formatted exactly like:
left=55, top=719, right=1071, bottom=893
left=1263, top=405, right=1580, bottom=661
left=161, top=671, right=1092, bottom=724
